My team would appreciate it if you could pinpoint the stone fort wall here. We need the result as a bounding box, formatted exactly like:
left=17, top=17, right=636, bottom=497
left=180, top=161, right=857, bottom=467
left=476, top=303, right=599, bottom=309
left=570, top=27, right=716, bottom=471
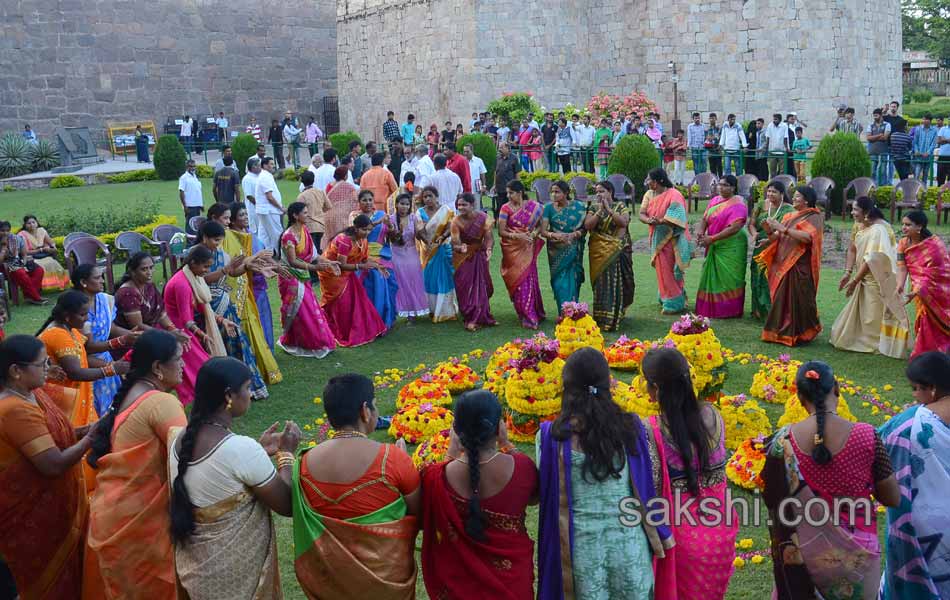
left=1, top=0, right=337, bottom=138
left=337, top=0, right=901, bottom=140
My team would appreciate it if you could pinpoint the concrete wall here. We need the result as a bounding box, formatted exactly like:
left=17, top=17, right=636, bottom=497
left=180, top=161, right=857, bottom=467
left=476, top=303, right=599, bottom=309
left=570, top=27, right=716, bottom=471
left=0, top=0, right=337, bottom=137
left=337, top=0, right=902, bottom=139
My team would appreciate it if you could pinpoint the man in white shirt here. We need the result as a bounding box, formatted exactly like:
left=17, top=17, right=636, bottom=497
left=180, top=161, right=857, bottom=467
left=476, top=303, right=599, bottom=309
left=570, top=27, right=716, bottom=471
left=464, top=144, right=487, bottom=195
left=764, top=113, right=790, bottom=178
left=178, top=159, right=204, bottom=235
left=283, top=120, right=302, bottom=168
left=179, top=116, right=194, bottom=151
left=718, top=113, right=748, bottom=175
left=242, top=157, right=261, bottom=236
left=311, top=148, right=339, bottom=193
left=215, top=112, right=229, bottom=142
left=254, top=157, right=284, bottom=250
left=428, top=154, right=462, bottom=210
left=406, top=144, right=436, bottom=187
left=574, top=115, right=596, bottom=172
left=496, top=120, right=511, bottom=146
left=213, top=145, right=239, bottom=173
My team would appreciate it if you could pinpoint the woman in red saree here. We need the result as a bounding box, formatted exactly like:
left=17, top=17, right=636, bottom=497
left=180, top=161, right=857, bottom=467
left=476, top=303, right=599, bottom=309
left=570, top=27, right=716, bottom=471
left=421, top=389, right=538, bottom=600
left=499, top=180, right=545, bottom=328
left=0, top=335, right=95, bottom=600
left=897, top=210, right=950, bottom=356
left=451, top=193, right=497, bottom=330
left=756, top=186, right=824, bottom=346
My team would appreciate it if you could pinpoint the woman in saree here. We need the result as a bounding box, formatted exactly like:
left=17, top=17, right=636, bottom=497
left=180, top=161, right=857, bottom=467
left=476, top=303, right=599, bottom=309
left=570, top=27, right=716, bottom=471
left=230, top=202, right=276, bottom=349
left=880, top=352, right=950, bottom=600
left=585, top=180, right=635, bottom=330
left=0, top=335, right=98, bottom=599
left=417, top=185, right=458, bottom=322
left=757, top=186, right=824, bottom=346
left=86, top=330, right=188, bottom=600
left=830, top=197, right=909, bottom=358
left=162, top=245, right=225, bottom=405
left=323, top=165, right=361, bottom=251
left=897, top=210, right=950, bottom=356
left=451, top=192, right=497, bottom=330
left=293, top=373, right=420, bottom=599
left=350, top=190, right=399, bottom=329
left=695, top=174, right=749, bottom=319
left=642, top=347, right=737, bottom=600
left=421, top=389, right=538, bottom=599
left=318, top=214, right=388, bottom=347
left=639, top=167, right=691, bottom=314
left=748, top=181, right=794, bottom=319
left=170, top=357, right=302, bottom=599
left=72, top=264, right=138, bottom=415
left=277, top=202, right=338, bottom=358
left=386, top=192, right=430, bottom=319
left=762, top=361, right=899, bottom=600
left=197, top=220, right=270, bottom=400
left=541, top=180, right=586, bottom=313
left=17, top=215, right=69, bottom=291
left=207, top=203, right=282, bottom=385
left=499, top=179, right=545, bottom=328
left=537, top=347, right=673, bottom=600
left=113, top=252, right=189, bottom=347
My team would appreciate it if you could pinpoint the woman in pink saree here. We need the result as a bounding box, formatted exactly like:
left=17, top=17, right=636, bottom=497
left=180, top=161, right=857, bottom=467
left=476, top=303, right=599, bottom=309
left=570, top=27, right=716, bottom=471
left=278, top=202, right=339, bottom=358
left=498, top=180, right=545, bottom=328
left=451, top=193, right=497, bottom=330
left=323, top=166, right=361, bottom=252
left=639, top=168, right=692, bottom=314
left=897, top=210, right=950, bottom=357
left=642, top=347, right=738, bottom=600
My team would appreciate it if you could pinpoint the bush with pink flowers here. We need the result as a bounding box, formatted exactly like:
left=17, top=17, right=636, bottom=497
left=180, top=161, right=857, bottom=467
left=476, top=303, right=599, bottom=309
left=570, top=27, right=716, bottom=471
left=586, top=92, right=660, bottom=121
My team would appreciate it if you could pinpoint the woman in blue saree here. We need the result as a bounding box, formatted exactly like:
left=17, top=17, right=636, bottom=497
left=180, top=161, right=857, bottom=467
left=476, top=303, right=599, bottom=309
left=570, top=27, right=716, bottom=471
left=541, top=180, right=586, bottom=313
left=351, top=190, right=399, bottom=329
left=417, top=186, right=458, bottom=322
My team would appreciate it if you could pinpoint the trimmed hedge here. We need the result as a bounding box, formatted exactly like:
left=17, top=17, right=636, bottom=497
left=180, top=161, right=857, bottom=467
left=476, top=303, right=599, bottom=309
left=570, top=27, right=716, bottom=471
left=328, top=131, right=362, bottom=158
left=607, top=134, right=661, bottom=200
left=231, top=133, right=259, bottom=176
left=106, top=169, right=158, bottom=183
left=810, top=132, right=871, bottom=214
left=195, top=164, right=214, bottom=179
left=50, top=174, right=84, bottom=188
left=153, top=135, right=187, bottom=180
left=518, top=170, right=597, bottom=190
left=456, top=133, right=497, bottom=189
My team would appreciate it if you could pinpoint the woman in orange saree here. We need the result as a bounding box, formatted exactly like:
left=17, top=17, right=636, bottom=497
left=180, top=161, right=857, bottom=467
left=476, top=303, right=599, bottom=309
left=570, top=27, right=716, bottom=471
left=323, top=167, right=361, bottom=251
left=639, top=168, right=692, bottom=314
left=86, top=330, right=187, bottom=600
left=499, top=180, right=545, bottom=328
left=756, top=186, right=824, bottom=346
left=897, top=211, right=950, bottom=357
left=0, top=335, right=94, bottom=600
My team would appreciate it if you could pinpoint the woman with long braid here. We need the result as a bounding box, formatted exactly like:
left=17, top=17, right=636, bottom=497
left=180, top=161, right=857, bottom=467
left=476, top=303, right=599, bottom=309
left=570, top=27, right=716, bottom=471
left=763, top=361, right=900, bottom=599
left=420, top=390, right=538, bottom=599
left=86, top=330, right=187, bottom=599
left=169, top=357, right=301, bottom=598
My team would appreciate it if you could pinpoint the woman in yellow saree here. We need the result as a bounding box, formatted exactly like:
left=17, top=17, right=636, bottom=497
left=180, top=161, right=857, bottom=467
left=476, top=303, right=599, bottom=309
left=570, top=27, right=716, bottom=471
left=417, top=186, right=458, bottom=322
left=17, top=215, right=69, bottom=291
left=584, top=179, right=635, bottom=331
left=293, top=374, right=420, bottom=600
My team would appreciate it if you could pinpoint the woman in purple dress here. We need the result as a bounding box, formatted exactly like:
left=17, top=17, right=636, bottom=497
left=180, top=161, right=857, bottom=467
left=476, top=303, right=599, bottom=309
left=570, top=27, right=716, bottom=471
left=451, top=193, right=497, bottom=331
left=386, top=193, right=430, bottom=320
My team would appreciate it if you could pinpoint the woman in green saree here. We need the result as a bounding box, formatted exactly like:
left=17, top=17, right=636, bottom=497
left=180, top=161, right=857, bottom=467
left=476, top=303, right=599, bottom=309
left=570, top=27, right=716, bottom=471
left=749, top=181, right=793, bottom=319
left=541, top=180, right=586, bottom=313
left=584, top=180, right=634, bottom=331
left=695, top=175, right=749, bottom=319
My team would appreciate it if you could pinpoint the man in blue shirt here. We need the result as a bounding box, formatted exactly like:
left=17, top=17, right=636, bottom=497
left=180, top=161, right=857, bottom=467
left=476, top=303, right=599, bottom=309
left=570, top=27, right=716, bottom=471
left=686, top=112, right=707, bottom=174
left=401, top=114, right=416, bottom=146
left=937, top=118, right=950, bottom=186
left=912, top=114, right=938, bottom=184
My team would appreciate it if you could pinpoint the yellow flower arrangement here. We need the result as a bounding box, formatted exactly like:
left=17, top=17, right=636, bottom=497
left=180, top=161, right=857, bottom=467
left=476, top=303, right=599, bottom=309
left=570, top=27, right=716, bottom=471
left=777, top=394, right=857, bottom=428
left=611, top=379, right=639, bottom=413
left=623, top=375, right=661, bottom=417
left=484, top=341, right=523, bottom=404
left=505, top=358, right=565, bottom=417
left=726, top=437, right=766, bottom=491
left=717, top=394, right=773, bottom=450
left=664, top=315, right=728, bottom=398
left=605, top=336, right=648, bottom=371
left=749, top=355, right=801, bottom=404
left=388, top=404, right=454, bottom=444
left=554, top=302, right=605, bottom=358
left=396, top=374, right=453, bottom=409
left=412, top=429, right=452, bottom=469
left=431, top=359, right=479, bottom=394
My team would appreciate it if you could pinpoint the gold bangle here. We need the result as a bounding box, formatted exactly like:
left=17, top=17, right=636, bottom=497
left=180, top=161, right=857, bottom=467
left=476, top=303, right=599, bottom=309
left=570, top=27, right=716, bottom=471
left=275, top=451, right=295, bottom=467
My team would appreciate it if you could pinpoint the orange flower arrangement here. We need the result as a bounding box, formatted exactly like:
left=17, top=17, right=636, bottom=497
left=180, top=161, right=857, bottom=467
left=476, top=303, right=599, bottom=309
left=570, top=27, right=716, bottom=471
left=605, top=336, right=648, bottom=371
left=412, top=429, right=452, bottom=469
left=431, top=359, right=479, bottom=394
left=388, top=403, right=454, bottom=445
left=726, top=436, right=767, bottom=491
left=396, top=374, right=453, bottom=409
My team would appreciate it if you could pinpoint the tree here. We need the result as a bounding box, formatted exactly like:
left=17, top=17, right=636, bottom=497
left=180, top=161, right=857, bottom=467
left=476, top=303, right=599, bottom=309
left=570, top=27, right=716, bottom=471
left=231, top=133, right=259, bottom=176
left=902, top=0, right=950, bottom=67
left=486, top=93, right=542, bottom=128
left=810, top=132, right=872, bottom=213
left=607, top=135, right=660, bottom=201
left=456, top=133, right=497, bottom=189
left=153, top=135, right=187, bottom=181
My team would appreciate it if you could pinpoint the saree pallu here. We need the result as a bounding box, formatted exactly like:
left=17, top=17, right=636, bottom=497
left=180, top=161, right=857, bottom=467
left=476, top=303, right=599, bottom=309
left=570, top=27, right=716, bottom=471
left=38, top=327, right=96, bottom=430
left=830, top=223, right=909, bottom=358
left=222, top=231, right=282, bottom=385
left=0, top=391, right=86, bottom=600
left=323, top=181, right=360, bottom=251
left=291, top=456, right=418, bottom=600
left=360, top=210, right=399, bottom=329
left=210, top=249, right=269, bottom=400
left=174, top=490, right=282, bottom=599
left=250, top=233, right=275, bottom=350
left=645, top=190, right=692, bottom=313
left=89, top=292, right=122, bottom=415
left=17, top=228, right=69, bottom=291
left=757, top=208, right=823, bottom=346
left=879, top=405, right=950, bottom=600
left=418, top=206, right=458, bottom=322
left=318, top=234, right=387, bottom=347
left=588, top=201, right=635, bottom=331
left=544, top=201, right=586, bottom=312
left=420, top=463, right=533, bottom=600
left=696, top=197, right=748, bottom=319
left=500, top=201, right=545, bottom=327
left=278, top=229, right=335, bottom=358
left=388, top=213, right=429, bottom=318
left=750, top=203, right=795, bottom=318
left=900, top=235, right=950, bottom=357
left=763, top=426, right=882, bottom=600
left=452, top=212, right=497, bottom=328
left=162, top=269, right=214, bottom=405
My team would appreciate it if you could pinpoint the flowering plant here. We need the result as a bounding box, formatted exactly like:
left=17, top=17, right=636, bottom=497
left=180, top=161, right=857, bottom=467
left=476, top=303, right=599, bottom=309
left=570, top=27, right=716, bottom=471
left=777, top=394, right=857, bottom=428
left=605, top=336, right=648, bottom=371
left=664, top=324, right=727, bottom=399
left=510, top=333, right=560, bottom=372
left=505, top=358, right=565, bottom=418
left=484, top=341, right=523, bottom=403
left=554, top=303, right=604, bottom=358
left=431, top=359, right=479, bottom=394
left=717, top=394, right=773, bottom=450
left=586, top=91, right=659, bottom=121
left=622, top=366, right=702, bottom=418
left=670, top=313, right=711, bottom=336
left=611, top=379, right=638, bottom=413
left=749, top=355, right=800, bottom=404
left=388, top=404, right=454, bottom=444
left=412, top=429, right=452, bottom=469
left=726, top=436, right=767, bottom=491
left=505, top=411, right=557, bottom=443
left=396, top=374, right=453, bottom=409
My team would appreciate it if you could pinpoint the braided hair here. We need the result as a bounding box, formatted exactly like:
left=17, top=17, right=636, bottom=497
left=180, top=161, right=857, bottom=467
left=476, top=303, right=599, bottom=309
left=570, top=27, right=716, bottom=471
left=453, top=389, right=502, bottom=541
left=794, top=361, right=836, bottom=465
left=170, top=356, right=251, bottom=544
left=35, top=290, right=89, bottom=336
left=86, top=329, right=179, bottom=467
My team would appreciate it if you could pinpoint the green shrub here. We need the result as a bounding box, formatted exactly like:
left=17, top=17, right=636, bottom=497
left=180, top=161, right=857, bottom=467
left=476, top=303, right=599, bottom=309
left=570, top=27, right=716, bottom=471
left=456, top=133, right=498, bottom=189
left=0, top=133, right=33, bottom=178
left=195, top=164, right=214, bottom=178
left=810, top=132, right=871, bottom=213
left=153, top=134, right=187, bottom=180
left=908, top=88, right=934, bottom=104
left=607, top=134, right=660, bottom=200
left=49, top=174, right=85, bottom=188
left=106, top=169, right=158, bottom=183
left=328, top=131, right=362, bottom=158
left=904, top=99, right=950, bottom=118
left=231, top=133, right=259, bottom=176
left=873, top=186, right=896, bottom=208
left=2, top=185, right=14, bottom=192
left=43, top=198, right=160, bottom=237
left=30, top=139, right=61, bottom=172
left=517, top=169, right=597, bottom=191
left=486, top=92, right=542, bottom=127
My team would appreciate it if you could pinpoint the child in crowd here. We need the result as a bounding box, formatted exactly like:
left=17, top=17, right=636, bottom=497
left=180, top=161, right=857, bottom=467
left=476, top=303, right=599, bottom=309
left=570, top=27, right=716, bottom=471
left=792, top=126, right=811, bottom=181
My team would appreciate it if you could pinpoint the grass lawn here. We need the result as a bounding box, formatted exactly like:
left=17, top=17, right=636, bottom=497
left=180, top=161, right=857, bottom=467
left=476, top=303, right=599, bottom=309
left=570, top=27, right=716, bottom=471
left=0, top=179, right=935, bottom=598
